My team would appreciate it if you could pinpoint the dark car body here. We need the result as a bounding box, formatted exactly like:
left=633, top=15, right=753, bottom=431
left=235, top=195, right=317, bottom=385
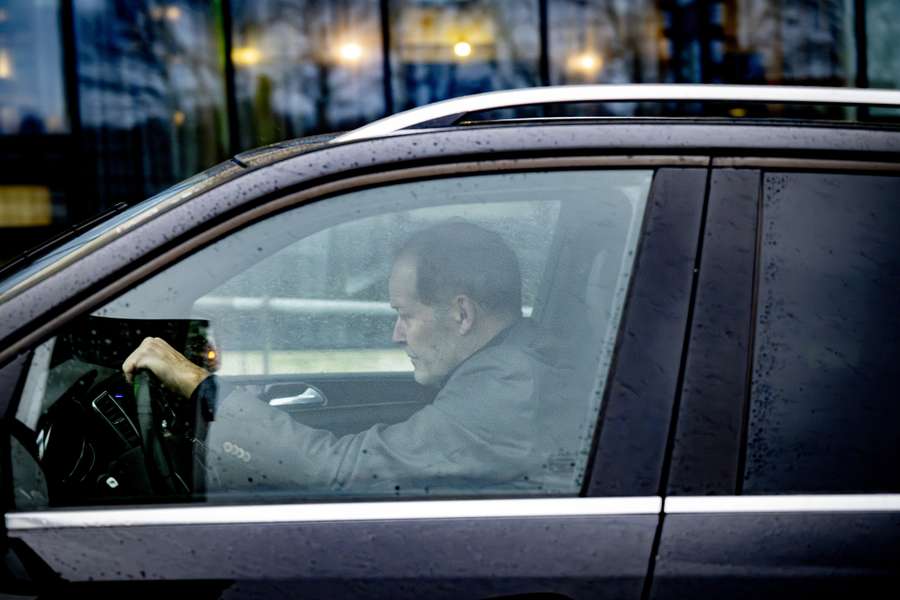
left=0, top=85, right=899, bottom=598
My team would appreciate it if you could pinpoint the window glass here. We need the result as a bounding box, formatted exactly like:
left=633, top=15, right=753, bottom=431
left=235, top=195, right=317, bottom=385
left=745, top=172, right=900, bottom=494
left=390, top=0, right=540, bottom=110
left=231, top=0, right=385, bottom=149
left=188, top=199, right=558, bottom=376
left=548, top=0, right=659, bottom=88
left=865, top=0, right=900, bottom=121
left=868, top=0, right=900, bottom=89
left=13, top=170, right=651, bottom=507
left=0, top=0, right=67, bottom=135
left=74, top=0, right=228, bottom=204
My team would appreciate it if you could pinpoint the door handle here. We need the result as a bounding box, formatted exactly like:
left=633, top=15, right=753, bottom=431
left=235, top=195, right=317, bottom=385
left=268, top=385, right=327, bottom=408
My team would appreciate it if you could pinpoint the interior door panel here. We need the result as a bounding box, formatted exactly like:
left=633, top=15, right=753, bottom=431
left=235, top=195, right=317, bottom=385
left=223, top=372, right=433, bottom=437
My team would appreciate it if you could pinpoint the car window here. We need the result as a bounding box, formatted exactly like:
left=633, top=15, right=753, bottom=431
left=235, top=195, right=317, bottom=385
left=744, top=172, right=900, bottom=494
left=12, top=169, right=651, bottom=508
left=181, top=199, right=558, bottom=376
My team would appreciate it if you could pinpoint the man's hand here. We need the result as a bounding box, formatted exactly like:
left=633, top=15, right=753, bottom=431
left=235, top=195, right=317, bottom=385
left=122, top=337, right=209, bottom=399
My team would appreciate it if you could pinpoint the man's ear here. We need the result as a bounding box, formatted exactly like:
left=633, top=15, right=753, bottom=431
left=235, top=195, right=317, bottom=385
left=453, top=295, right=476, bottom=335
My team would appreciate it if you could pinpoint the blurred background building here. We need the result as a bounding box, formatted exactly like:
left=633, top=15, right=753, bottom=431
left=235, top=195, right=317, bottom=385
left=0, top=0, right=897, bottom=262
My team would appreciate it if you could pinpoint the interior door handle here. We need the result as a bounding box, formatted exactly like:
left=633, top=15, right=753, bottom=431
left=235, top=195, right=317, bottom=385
left=268, top=385, right=327, bottom=408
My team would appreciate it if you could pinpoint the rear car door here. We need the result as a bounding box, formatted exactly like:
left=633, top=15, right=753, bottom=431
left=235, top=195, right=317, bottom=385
left=0, top=129, right=708, bottom=598
left=652, top=160, right=900, bottom=598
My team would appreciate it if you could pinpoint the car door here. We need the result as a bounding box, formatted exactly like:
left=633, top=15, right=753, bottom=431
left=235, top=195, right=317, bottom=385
left=0, top=130, right=708, bottom=598
left=651, top=161, right=900, bottom=598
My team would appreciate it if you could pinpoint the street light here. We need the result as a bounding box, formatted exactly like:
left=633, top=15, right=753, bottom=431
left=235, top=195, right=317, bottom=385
left=232, top=46, right=262, bottom=67
left=568, top=51, right=603, bottom=77
left=453, top=41, right=472, bottom=59
left=150, top=5, right=181, bottom=21
left=337, top=42, right=364, bottom=64
left=0, top=49, right=12, bottom=79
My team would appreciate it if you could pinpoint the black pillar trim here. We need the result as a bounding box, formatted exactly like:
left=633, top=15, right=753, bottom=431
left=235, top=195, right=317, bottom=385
left=219, top=0, right=241, bottom=155
left=59, top=0, right=88, bottom=218
left=539, top=0, right=550, bottom=86
left=380, top=0, right=394, bottom=116
left=853, top=0, right=869, bottom=121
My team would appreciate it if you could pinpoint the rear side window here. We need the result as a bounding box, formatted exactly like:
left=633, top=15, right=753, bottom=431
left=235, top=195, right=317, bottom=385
left=744, top=172, right=900, bottom=494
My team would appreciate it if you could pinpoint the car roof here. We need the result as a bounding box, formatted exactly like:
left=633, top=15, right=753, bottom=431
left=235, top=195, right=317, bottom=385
left=3, top=84, right=900, bottom=305
left=333, top=84, right=900, bottom=142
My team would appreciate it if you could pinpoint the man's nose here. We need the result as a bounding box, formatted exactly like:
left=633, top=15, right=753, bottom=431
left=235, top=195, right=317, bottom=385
left=392, top=318, right=406, bottom=344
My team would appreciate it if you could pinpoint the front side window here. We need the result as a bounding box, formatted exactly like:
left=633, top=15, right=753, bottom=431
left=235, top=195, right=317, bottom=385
left=13, top=169, right=651, bottom=508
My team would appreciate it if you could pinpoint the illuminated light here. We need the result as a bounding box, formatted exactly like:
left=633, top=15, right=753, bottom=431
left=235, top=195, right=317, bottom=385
left=0, top=49, right=12, bottom=79
left=172, top=111, right=186, bottom=126
left=232, top=46, right=262, bottom=67
left=729, top=107, right=748, bottom=117
left=453, top=41, right=472, bottom=58
left=165, top=5, right=182, bottom=21
left=0, top=186, right=52, bottom=227
left=338, top=42, right=363, bottom=64
left=568, top=51, right=603, bottom=76
left=207, top=350, right=217, bottom=361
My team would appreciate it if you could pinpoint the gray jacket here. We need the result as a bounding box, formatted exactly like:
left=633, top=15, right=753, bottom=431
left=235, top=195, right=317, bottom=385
left=203, top=319, right=585, bottom=497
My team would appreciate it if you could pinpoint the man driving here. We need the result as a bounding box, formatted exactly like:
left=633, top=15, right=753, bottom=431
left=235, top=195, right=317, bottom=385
left=123, top=221, right=571, bottom=495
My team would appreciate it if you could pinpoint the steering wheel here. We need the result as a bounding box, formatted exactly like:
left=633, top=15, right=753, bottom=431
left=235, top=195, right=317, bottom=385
left=35, top=369, right=196, bottom=504
left=132, top=371, right=195, bottom=496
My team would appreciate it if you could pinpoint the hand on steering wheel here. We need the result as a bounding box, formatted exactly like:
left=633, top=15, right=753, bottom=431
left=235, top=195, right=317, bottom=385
left=123, top=337, right=208, bottom=400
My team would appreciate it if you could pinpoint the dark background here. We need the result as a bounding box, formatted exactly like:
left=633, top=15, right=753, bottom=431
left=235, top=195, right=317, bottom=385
left=0, top=0, right=896, bottom=263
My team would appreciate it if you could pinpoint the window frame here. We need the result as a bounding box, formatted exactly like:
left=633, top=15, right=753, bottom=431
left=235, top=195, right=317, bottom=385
left=3, top=155, right=706, bottom=507
left=667, top=157, right=900, bottom=498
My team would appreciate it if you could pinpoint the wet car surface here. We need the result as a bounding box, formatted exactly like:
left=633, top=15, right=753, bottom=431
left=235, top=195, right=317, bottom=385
left=0, top=85, right=899, bottom=598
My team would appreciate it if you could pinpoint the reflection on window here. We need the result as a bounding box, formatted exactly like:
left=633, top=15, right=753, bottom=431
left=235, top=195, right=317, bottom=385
left=231, top=0, right=385, bottom=149
left=0, top=0, right=67, bottom=135
left=13, top=170, right=652, bottom=507
left=74, top=0, right=228, bottom=203
left=746, top=173, right=900, bottom=494
left=867, top=0, right=900, bottom=89
left=390, top=0, right=540, bottom=109
left=549, top=0, right=660, bottom=88
left=727, top=0, right=854, bottom=86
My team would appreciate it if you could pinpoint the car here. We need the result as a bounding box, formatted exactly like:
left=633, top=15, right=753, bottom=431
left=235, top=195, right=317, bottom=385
left=0, top=84, right=899, bottom=598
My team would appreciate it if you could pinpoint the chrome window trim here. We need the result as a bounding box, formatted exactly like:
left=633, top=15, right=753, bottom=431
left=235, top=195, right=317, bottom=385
left=12, top=494, right=899, bottom=531
left=335, top=84, right=900, bottom=142
left=6, top=496, right=662, bottom=531
left=665, top=494, right=900, bottom=514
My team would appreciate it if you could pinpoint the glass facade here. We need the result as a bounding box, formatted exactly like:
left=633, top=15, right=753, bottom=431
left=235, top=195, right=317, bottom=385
left=867, top=0, right=900, bottom=89
left=231, top=0, right=385, bottom=149
left=549, top=0, right=660, bottom=86
left=390, top=0, right=541, bottom=109
left=73, top=0, right=229, bottom=207
left=0, top=0, right=898, bottom=261
left=0, top=0, right=68, bottom=135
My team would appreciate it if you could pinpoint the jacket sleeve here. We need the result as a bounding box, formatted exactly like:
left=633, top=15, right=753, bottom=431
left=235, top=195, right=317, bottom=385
left=202, top=347, right=540, bottom=495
